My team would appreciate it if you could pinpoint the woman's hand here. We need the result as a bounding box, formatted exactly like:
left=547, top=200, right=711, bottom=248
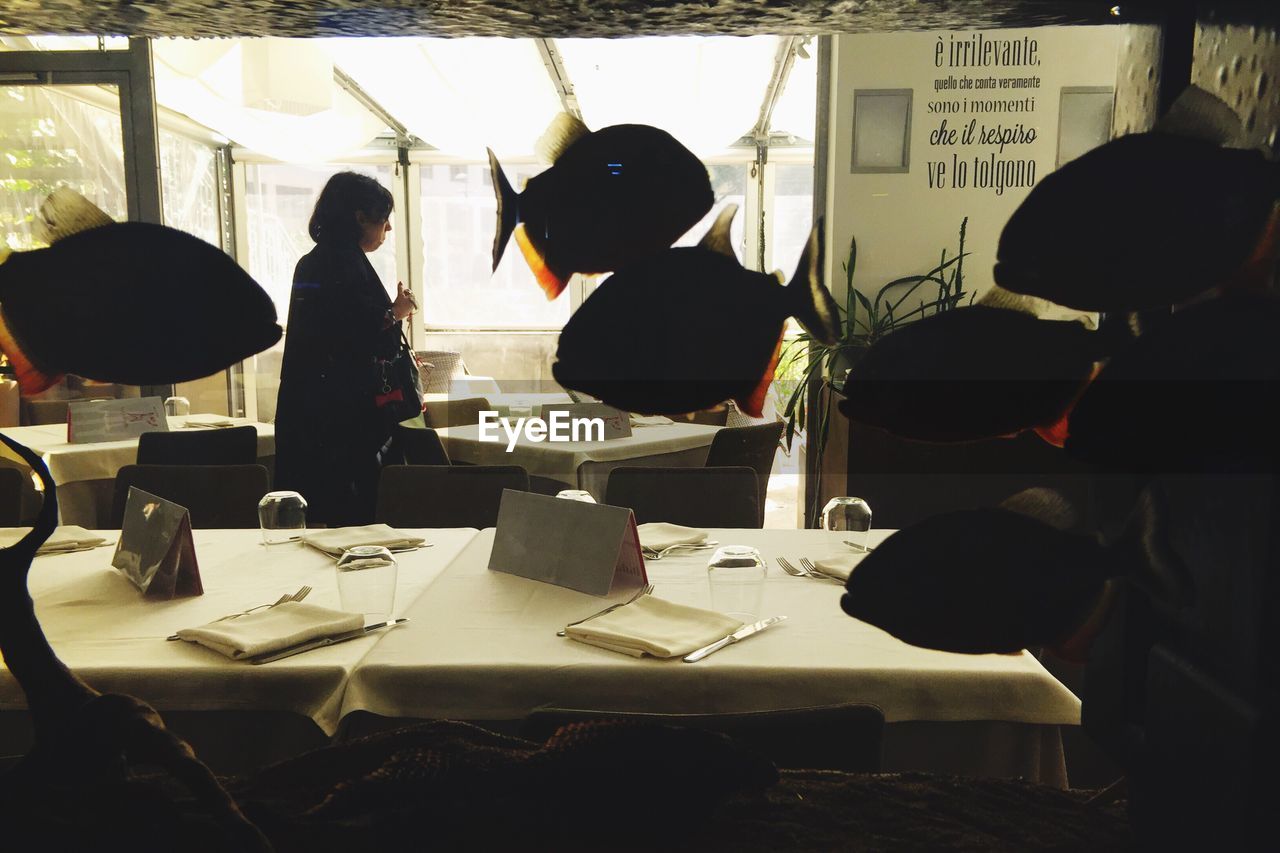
left=391, top=281, right=417, bottom=321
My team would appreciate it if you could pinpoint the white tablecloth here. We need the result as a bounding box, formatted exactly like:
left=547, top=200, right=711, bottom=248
left=2, top=527, right=477, bottom=737
left=1, top=416, right=276, bottom=527
left=342, top=528, right=1080, bottom=739
left=438, top=421, right=721, bottom=496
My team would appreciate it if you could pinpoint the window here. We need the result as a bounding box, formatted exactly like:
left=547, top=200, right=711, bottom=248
left=674, top=162, right=749, bottom=255
left=159, top=128, right=220, bottom=247
left=419, top=161, right=567, bottom=329
left=240, top=162, right=398, bottom=421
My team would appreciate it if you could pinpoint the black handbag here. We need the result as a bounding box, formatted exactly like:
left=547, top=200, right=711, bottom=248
left=374, top=331, right=425, bottom=428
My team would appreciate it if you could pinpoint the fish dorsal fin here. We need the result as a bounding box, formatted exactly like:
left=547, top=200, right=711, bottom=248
left=1154, top=84, right=1243, bottom=147
left=999, top=487, right=1078, bottom=532
left=534, top=112, right=591, bottom=165
left=698, top=203, right=739, bottom=259
left=35, top=187, right=114, bottom=244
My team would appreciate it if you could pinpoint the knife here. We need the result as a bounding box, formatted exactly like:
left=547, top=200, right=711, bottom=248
left=682, top=616, right=787, bottom=663
left=249, top=618, right=409, bottom=664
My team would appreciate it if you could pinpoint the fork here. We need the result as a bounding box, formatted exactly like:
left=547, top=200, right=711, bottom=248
left=776, top=557, right=810, bottom=578
left=800, top=558, right=844, bottom=582
left=167, top=585, right=312, bottom=640
left=557, top=583, right=655, bottom=637
left=641, top=541, right=719, bottom=560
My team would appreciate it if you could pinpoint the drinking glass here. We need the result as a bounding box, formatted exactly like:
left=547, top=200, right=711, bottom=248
left=258, top=490, right=307, bottom=545
left=336, top=545, right=398, bottom=624
left=706, top=545, right=766, bottom=622
left=822, top=497, right=873, bottom=551
left=164, top=395, right=191, bottom=418
left=555, top=489, right=596, bottom=503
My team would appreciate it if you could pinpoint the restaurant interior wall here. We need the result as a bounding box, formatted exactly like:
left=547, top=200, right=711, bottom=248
left=813, top=24, right=1127, bottom=508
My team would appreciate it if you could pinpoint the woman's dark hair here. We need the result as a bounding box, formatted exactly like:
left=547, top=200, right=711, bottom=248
left=307, top=171, right=394, bottom=244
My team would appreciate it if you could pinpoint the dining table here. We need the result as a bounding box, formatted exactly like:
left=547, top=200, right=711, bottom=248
left=3, top=526, right=1082, bottom=786
left=437, top=419, right=722, bottom=499
left=0, top=414, right=276, bottom=527
left=0, top=526, right=477, bottom=774
left=342, top=527, right=1082, bottom=786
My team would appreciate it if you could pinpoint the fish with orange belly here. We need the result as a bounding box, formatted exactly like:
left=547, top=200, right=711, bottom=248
left=0, top=189, right=281, bottom=395
left=489, top=113, right=714, bottom=300
left=552, top=205, right=838, bottom=417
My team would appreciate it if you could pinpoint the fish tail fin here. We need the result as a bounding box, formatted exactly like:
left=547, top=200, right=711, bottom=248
left=35, top=187, right=114, bottom=244
left=488, top=148, right=519, bottom=273
left=514, top=224, right=570, bottom=299
left=786, top=219, right=838, bottom=345
left=735, top=328, right=785, bottom=419
left=1032, top=361, right=1102, bottom=448
left=534, top=112, right=590, bottom=165
left=1153, top=84, right=1243, bottom=146
left=0, top=307, right=61, bottom=395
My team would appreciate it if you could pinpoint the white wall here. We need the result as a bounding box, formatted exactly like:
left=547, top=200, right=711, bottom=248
left=824, top=26, right=1127, bottom=308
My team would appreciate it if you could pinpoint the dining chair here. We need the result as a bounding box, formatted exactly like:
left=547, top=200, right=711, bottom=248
left=110, top=464, right=270, bottom=528
left=520, top=702, right=886, bottom=773
left=375, top=464, right=529, bottom=528
left=136, top=425, right=258, bottom=466
left=0, top=467, right=25, bottom=526
left=603, top=466, right=760, bottom=528
left=704, top=421, right=784, bottom=526
left=395, top=424, right=451, bottom=465
left=414, top=350, right=466, bottom=394
left=422, top=397, right=488, bottom=428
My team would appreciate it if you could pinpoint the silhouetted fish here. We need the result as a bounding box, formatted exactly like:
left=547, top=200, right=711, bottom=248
left=837, top=305, right=1103, bottom=444
left=840, top=487, right=1186, bottom=656
left=1066, top=292, right=1280, bottom=473
left=490, top=114, right=713, bottom=299
left=552, top=206, right=837, bottom=417
left=0, top=192, right=281, bottom=394
left=994, top=88, right=1279, bottom=312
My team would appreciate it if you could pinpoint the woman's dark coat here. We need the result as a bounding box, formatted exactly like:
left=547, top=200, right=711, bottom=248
left=274, top=239, right=401, bottom=526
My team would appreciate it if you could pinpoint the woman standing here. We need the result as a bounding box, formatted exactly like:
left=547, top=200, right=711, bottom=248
left=274, top=172, right=416, bottom=527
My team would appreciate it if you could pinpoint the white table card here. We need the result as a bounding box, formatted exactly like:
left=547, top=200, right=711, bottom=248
left=538, top=402, right=632, bottom=440
left=111, top=487, right=203, bottom=600
left=68, top=396, right=168, bottom=444
left=488, top=489, right=647, bottom=596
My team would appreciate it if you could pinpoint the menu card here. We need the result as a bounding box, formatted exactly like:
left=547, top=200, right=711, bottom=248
left=488, top=489, right=647, bottom=596
left=111, top=487, right=203, bottom=600
left=68, top=396, right=168, bottom=444
left=537, top=402, right=632, bottom=440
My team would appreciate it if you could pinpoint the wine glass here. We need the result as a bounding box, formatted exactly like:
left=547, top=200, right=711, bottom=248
left=821, top=497, right=873, bottom=551
left=336, top=545, right=398, bottom=624
left=258, top=490, right=307, bottom=545
left=706, top=545, right=767, bottom=623
left=163, top=395, right=191, bottom=418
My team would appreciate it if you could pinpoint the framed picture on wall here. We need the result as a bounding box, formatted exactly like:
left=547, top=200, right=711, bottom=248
left=851, top=89, right=913, bottom=173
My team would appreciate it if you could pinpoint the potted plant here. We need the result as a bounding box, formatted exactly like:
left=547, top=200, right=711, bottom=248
left=776, top=218, right=971, bottom=521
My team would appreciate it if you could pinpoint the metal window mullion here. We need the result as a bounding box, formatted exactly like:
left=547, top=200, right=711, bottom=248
left=230, top=160, right=258, bottom=421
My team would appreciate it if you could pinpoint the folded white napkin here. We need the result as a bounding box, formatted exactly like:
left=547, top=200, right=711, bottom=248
left=630, top=414, right=674, bottom=427
left=0, top=525, right=109, bottom=554
left=811, top=552, right=871, bottom=582
left=301, top=524, right=426, bottom=557
left=567, top=595, right=742, bottom=658
left=178, top=414, right=238, bottom=428
left=175, top=601, right=364, bottom=660
left=636, top=522, right=708, bottom=552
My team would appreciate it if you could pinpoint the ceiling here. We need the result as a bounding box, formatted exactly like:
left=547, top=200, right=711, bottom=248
left=1, top=1, right=1157, bottom=39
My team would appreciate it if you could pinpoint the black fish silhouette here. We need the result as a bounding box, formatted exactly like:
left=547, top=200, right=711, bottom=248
left=838, top=304, right=1103, bottom=444
left=0, top=191, right=281, bottom=394
left=840, top=487, right=1186, bottom=657
left=1066, top=292, right=1280, bottom=473
left=552, top=206, right=837, bottom=417
left=490, top=113, right=713, bottom=299
left=994, top=88, right=1279, bottom=312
